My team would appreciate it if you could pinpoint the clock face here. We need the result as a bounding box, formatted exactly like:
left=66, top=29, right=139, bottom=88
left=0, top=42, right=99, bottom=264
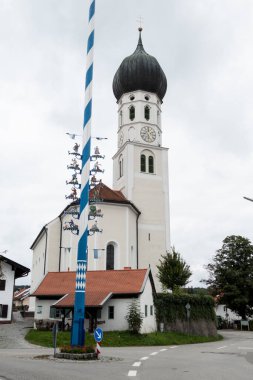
left=140, top=126, right=156, bottom=143
left=119, top=132, right=124, bottom=146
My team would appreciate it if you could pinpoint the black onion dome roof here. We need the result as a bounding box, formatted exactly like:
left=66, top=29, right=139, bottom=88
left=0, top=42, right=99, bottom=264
left=113, top=29, right=167, bottom=102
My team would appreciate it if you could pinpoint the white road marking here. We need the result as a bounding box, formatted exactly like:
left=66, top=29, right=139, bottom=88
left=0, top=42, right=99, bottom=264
left=140, top=356, right=149, bottom=360
left=160, top=348, right=168, bottom=352
left=150, top=351, right=158, bottom=355
left=169, top=346, right=178, bottom=348
left=217, top=346, right=227, bottom=350
left=238, top=347, right=253, bottom=350
left=132, top=362, right=141, bottom=367
left=128, top=370, right=137, bottom=377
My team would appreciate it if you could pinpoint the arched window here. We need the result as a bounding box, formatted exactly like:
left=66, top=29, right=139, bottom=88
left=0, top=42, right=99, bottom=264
left=140, top=154, right=146, bottom=172
left=157, top=111, right=160, bottom=125
left=144, top=106, right=150, bottom=121
left=119, top=155, right=123, bottom=178
left=129, top=106, right=135, bottom=121
left=106, top=244, right=114, bottom=270
left=148, top=156, right=154, bottom=173
left=140, top=150, right=155, bottom=174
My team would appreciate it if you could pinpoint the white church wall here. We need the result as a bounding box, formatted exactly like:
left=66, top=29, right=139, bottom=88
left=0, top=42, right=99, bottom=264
left=31, top=231, right=47, bottom=293
left=87, top=203, right=138, bottom=271
left=31, top=217, right=62, bottom=293
left=46, top=217, right=61, bottom=273
left=61, top=210, right=78, bottom=271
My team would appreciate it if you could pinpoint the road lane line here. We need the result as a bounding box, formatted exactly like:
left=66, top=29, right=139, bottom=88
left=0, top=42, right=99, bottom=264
left=217, top=346, right=227, bottom=350
left=128, top=370, right=137, bottom=377
left=150, top=351, right=158, bottom=356
left=132, top=362, right=141, bottom=367
left=169, top=346, right=178, bottom=348
left=160, top=348, right=168, bottom=352
left=140, top=356, right=149, bottom=360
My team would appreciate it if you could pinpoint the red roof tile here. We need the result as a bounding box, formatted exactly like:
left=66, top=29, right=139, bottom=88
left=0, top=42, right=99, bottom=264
left=90, top=182, right=127, bottom=203
left=32, top=269, right=149, bottom=307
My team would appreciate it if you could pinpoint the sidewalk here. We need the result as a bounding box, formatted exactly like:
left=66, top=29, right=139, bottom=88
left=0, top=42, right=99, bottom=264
left=0, top=319, right=36, bottom=349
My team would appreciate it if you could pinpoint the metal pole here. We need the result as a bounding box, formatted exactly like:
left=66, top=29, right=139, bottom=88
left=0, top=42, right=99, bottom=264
left=71, top=0, right=96, bottom=347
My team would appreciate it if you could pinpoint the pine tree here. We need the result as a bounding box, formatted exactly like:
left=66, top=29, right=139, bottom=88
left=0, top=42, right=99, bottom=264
left=157, top=247, right=192, bottom=292
left=125, top=300, right=143, bottom=334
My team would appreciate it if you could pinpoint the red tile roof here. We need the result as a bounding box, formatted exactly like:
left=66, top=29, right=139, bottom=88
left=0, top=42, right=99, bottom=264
left=14, top=288, right=30, bottom=300
left=90, top=182, right=127, bottom=203
left=32, top=269, right=149, bottom=307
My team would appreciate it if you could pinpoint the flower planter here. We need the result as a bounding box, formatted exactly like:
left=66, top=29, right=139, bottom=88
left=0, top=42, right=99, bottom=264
left=55, top=352, right=98, bottom=360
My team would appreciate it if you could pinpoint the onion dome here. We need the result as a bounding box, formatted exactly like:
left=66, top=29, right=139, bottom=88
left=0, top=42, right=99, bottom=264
left=113, top=28, right=167, bottom=102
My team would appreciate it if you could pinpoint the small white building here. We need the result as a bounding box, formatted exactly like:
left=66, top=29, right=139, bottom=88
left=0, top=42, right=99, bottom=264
left=31, top=268, right=156, bottom=333
left=0, top=255, right=30, bottom=323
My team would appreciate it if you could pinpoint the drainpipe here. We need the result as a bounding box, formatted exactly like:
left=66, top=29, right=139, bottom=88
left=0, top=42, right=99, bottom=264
left=58, top=216, right=63, bottom=272
left=43, top=226, right=48, bottom=276
left=136, top=213, right=140, bottom=269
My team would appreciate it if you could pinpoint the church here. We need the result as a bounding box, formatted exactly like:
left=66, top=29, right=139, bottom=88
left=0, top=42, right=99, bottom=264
left=30, top=29, right=171, bottom=333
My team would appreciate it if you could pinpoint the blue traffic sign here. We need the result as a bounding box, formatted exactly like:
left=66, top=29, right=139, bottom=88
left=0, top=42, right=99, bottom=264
left=94, top=327, right=103, bottom=343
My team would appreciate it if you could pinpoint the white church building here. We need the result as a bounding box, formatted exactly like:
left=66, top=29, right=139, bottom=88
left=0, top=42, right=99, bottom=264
left=30, top=29, right=171, bottom=333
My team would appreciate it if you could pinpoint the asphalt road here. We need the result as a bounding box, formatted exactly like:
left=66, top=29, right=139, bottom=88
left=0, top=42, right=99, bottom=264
left=0, top=322, right=253, bottom=379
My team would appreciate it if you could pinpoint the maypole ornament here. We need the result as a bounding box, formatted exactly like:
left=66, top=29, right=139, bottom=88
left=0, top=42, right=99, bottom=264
left=71, top=0, right=96, bottom=347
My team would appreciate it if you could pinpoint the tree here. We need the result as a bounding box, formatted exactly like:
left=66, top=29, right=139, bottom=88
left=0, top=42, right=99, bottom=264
left=204, top=235, right=253, bottom=319
left=125, top=300, right=143, bottom=334
left=157, top=247, right=192, bottom=292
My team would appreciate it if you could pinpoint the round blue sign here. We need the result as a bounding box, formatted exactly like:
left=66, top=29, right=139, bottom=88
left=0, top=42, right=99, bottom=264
left=94, top=327, right=103, bottom=343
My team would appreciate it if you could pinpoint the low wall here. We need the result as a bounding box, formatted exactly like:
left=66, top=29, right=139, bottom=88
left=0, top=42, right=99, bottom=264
left=162, top=319, right=217, bottom=337
left=155, top=293, right=217, bottom=337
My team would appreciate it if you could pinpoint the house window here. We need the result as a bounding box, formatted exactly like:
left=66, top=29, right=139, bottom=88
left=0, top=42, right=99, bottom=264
left=108, top=306, right=114, bottom=319
left=148, top=156, right=154, bottom=173
left=0, top=304, right=8, bottom=318
left=106, top=244, right=114, bottom=270
left=129, top=106, right=135, bottom=121
left=37, top=305, right=42, bottom=315
left=97, top=309, right=102, bottom=319
left=144, top=106, right=150, bottom=120
left=50, top=307, right=61, bottom=319
left=150, top=305, right=153, bottom=316
left=145, top=305, right=148, bottom=317
left=140, top=154, right=146, bottom=172
left=0, top=280, right=6, bottom=291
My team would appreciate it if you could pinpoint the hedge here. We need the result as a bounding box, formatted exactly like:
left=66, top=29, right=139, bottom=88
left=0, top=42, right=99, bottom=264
left=155, top=293, right=216, bottom=323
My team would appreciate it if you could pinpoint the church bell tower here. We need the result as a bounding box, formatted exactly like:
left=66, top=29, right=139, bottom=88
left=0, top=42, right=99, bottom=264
left=112, top=29, right=171, bottom=290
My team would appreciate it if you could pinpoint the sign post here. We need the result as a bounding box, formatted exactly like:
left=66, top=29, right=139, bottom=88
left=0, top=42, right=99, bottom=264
left=185, top=303, right=191, bottom=335
left=52, top=321, right=58, bottom=357
left=94, top=327, right=103, bottom=358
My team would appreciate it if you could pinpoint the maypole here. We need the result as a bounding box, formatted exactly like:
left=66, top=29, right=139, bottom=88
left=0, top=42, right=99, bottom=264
left=71, top=0, right=96, bottom=347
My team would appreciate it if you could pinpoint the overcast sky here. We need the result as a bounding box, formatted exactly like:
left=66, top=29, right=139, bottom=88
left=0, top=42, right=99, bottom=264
left=1, top=0, right=253, bottom=287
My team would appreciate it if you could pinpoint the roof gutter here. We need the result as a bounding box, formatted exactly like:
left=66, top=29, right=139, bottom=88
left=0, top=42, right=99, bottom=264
left=43, top=226, right=48, bottom=276
left=58, top=216, right=63, bottom=272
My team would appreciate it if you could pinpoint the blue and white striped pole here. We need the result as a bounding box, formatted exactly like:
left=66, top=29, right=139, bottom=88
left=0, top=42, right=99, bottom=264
left=71, top=0, right=95, bottom=347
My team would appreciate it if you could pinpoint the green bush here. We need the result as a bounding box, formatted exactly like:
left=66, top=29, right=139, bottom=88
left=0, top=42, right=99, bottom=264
left=155, top=293, right=216, bottom=323
left=125, top=300, right=143, bottom=334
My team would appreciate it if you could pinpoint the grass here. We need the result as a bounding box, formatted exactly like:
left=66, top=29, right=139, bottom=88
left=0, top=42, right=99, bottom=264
left=25, top=329, right=222, bottom=348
